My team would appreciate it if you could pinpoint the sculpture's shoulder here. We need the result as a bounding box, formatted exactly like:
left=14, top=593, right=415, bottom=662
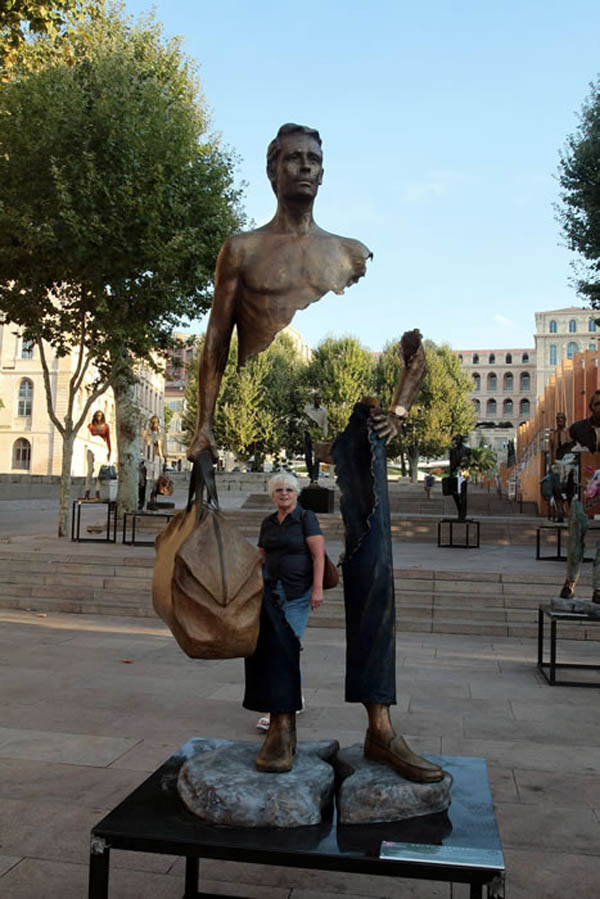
left=318, top=229, right=372, bottom=261
left=315, top=230, right=373, bottom=288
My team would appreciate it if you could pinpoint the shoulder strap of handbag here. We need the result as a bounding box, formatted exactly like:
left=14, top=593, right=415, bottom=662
left=186, top=451, right=219, bottom=521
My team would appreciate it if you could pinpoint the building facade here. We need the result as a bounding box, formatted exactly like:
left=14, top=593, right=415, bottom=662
left=534, top=306, right=599, bottom=397
left=455, top=347, right=537, bottom=457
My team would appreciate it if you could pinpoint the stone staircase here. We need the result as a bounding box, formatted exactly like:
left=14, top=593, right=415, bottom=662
left=0, top=546, right=596, bottom=641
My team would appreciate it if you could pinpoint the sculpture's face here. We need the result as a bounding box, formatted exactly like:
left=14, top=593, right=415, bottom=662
left=150, top=416, right=159, bottom=430
left=591, top=396, right=600, bottom=424
left=93, top=411, right=105, bottom=425
left=556, top=413, right=566, bottom=428
left=275, top=133, right=323, bottom=201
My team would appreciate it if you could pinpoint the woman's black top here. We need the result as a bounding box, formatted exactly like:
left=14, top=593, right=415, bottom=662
left=258, top=503, right=322, bottom=598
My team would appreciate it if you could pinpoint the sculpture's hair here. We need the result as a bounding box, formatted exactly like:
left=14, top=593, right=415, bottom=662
left=590, top=390, right=600, bottom=410
left=267, top=471, right=300, bottom=500
left=266, top=123, right=322, bottom=194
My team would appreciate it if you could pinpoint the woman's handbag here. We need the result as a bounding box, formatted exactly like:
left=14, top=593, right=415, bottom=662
left=322, top=553, right=339, bottom=590
left=152, top=452, right=263, bottom=659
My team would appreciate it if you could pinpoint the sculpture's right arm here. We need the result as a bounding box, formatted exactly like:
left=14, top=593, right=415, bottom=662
left=187, top=238, right=241, bottom=462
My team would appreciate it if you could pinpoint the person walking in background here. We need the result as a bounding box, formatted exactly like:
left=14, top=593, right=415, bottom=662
left=424, top=472, right=435, bottom=499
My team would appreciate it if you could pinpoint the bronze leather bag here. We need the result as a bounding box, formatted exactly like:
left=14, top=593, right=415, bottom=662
left=152, top=453, right=263, bottom=659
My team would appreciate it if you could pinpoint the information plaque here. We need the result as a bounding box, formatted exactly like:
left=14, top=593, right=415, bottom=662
left=381, top=841, right=505, bottom=870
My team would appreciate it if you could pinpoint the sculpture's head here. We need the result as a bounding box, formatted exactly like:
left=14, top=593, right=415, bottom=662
left=92, top=411, right=105, bottom=425
left=313, top=392, right=321, bottom=407
left=556, top=412, right=566, bottom=429
left=150, top=415, right=160, bottom=430
left=267, top=123, right=323, bottom=199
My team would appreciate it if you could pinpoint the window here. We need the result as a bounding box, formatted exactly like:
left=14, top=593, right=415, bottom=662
left=520, top=399, right=530, bottom=416
left=569, top=319, right=577, bottom=333
left=504, top=373, right=513, bottom=391
left=590, top=343, right=597, bottom=351
left=21, top=339, right=34, bottom=359
left=489, top=353, right=495, bottom=364
left=549, top=320, right=557, bottom=333
left=520, top=372, right=530, bottom=391
left=505, top=353, right=512, bottom=364
left=473, top=399, right=480, bottom=414
left=12, top=438, right=31, bottom=470
left=17, top=378, right=33, bottom=416
left=589, top=319, right=597, bottom=332
left=472, top=353, right=479, bottom=364
left=473, top=373, right=481, bottom=391
left=487, top=399, right=497, bottom=416
left=503, top=398, right=513, bottom=415
left=487, top=373, right=497, bottom=391
left=549, top=345, right=557, bottom=366
left=567, top=341, right=578, bottom=360
left=522, top=352, right=529, bottom=363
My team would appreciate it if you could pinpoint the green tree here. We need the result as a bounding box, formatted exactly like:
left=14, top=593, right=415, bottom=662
left=304, top=336, right=374, bottom=436
left=469, top=443, right=498, bottom=483
left=0, top=7, right=244, bottom=532
left=183, top=332, right=306, bottom=467
left=557, top=78, right=600, bottom=306
left=375, top=340, right=476, bottom=481
left=1, top=0, right=98, bottom=72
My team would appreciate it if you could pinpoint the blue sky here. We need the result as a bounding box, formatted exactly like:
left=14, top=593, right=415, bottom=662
left=124, top=0, right=600, bottom=352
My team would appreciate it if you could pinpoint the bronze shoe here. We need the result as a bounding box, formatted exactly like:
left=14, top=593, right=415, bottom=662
left=255, top=713, right=296, bottom=773
left=560, top=579, right=576, bottom=599
left=364, top=730, right=445, bottom=783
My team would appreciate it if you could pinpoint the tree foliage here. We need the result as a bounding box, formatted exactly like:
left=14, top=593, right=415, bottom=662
left=557, top=78, right=600, bottom=306
left=0, top=0, right=98, bottom=72
left=469, top=444, right=498, bottom=482
left=0, top=5, right=245, bottom=529
left=183, top=332, right=306, bottom=466
left=303, top=336, right=374, bottom=435
left=375, top=339, right=477, bottom=477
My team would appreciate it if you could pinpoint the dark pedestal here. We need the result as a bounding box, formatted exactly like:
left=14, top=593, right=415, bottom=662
left=537, top=605, right=600, bottom=686
left=299, top=486, right=335, bottom=513
left=88, top=749, right=504, bottom=898
left=71, top=500, right=117, bottom=543
left=147, top=500, right=175, bottom=511
left=437, top=518, right=480, bottom=549
left=122, top=511, right=175, bottom=547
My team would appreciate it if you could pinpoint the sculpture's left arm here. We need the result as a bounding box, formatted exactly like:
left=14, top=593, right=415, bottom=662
left=371, top=331, right=427, bottom=443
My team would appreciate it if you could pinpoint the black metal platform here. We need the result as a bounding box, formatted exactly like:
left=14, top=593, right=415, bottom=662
left=537, top=605, right=600, bottom=686
left=71, top=500, right=117, bottom=543
left=88, top=749, right=504, bottom=898
left=536, top=523, right=600, bottom=562
left=437, top=518, right=480, bottom=549
left=122, top=510, right=174, bottom=546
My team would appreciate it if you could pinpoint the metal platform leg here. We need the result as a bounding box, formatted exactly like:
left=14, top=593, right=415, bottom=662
left=88, top=836, right=110, bottom=899
left=184, top=856, right=199, bottom=897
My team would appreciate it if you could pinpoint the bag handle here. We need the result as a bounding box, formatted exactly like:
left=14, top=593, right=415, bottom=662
left=186, top=451, right=220, bottom=515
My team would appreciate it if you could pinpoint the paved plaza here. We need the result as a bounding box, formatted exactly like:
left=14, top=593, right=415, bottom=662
left=1, top=489, right=600, bottom=897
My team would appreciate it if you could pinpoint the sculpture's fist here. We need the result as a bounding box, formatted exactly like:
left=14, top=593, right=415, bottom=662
left=187, top=427, right=218, bottom=464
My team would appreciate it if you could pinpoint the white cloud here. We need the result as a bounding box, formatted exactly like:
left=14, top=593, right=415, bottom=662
left=400, top=170, right=479, bottom=202
left=494, top=314, right=517, bottom=329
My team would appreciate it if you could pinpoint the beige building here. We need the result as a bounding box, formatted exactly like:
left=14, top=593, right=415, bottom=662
left=534, top=306, right=599, bottom=397
left=0, top=323, right=164, bottom=476
left=456, top=347, right=537, bottom=458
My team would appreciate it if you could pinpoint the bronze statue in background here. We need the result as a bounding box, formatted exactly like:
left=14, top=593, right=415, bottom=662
left=187, top=124, right=442, bottom=783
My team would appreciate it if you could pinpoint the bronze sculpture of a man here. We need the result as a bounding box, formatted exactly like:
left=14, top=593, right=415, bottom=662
left=187, top=124, right=442, bottom=783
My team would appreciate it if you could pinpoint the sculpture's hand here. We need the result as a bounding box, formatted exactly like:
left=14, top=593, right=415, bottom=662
left=187, top=426, right=218, bottom=463
left=370, top=406, right=408, bottom=445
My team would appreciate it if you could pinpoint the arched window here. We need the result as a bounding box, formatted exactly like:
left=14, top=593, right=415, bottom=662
left=567, top=341, right=579, bottom=360
left=487, top=372, right=497, bottom=391
left=590, top=343, right=597, bottom=351
left=520, top=398, right=530, bottom=416
left=17, top=378, right=33, bottom=416
left=472, top=373, right=481, bottom=391
left=489, top=353, right=495, bottom=364
left=589, top=319, right=597, bottom=332
left=472, top=353, right=479, bottom=364
left=520, top=372, right=530, bottom=391
left=504, top=373, right=513, bottom=391
left=12, top=438, right=31, bottom=470
left=522, top=352, right=529, bottom=363
left=487, top=399, right=497, bottom=416
left=503, top=398, right=513, bottom=415
left=549, top=345, right=557, bottom=366
left=549, top=320, right=557, bottom=333
left=505, top=353, right=512, bottom=364
left=21, top=339, right=34, bottom=359
left=473, top=399, right=480, bottom=415
left=569, top=319, right=577, bottom=333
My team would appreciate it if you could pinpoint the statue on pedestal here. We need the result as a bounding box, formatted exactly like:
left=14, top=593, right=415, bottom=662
left=449, top=434, right=471, bottom=521
left=185, top=123, right=443, bottom=785
left=304, top=392, right=328, bottom=485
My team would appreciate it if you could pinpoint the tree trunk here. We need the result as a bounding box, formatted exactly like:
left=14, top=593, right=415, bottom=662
left=408, top=445, right=420, bottom=483
left=58, top=431, right=74, bottom=537
left=114, top=378, right=140, bottom=515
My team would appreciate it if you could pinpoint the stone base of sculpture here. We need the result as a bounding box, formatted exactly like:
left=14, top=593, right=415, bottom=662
left=176, top=738, right=452, bottom=828
left=550, top=596, right=600, bottom=618
left=335, top=744, right=453, bottom=824
left=177, top=738, right=338, bottom=827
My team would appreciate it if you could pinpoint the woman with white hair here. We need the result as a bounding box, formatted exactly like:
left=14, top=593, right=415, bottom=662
left=243, top=471, right=324, bottom=772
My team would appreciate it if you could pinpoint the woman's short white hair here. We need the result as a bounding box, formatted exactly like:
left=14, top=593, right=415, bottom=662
left=267, top=472, right=300, bottom=500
